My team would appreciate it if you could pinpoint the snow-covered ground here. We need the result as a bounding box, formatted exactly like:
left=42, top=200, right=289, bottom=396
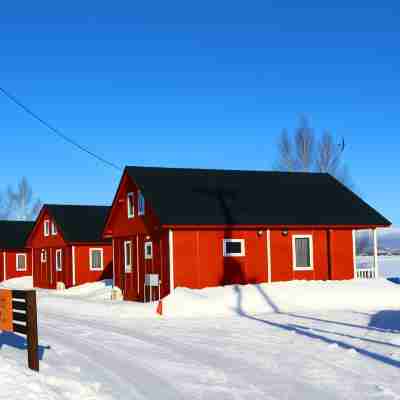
left=1, top=258, right=400, bottom=399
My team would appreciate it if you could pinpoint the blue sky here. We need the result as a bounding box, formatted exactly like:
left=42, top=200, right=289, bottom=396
left=0, top=1, right=399, bottom=224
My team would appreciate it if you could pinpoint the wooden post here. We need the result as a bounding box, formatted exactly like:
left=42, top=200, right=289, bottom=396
left=373, top=228, right=379, bottom=278
left=25, top=290, right=39, bottom=371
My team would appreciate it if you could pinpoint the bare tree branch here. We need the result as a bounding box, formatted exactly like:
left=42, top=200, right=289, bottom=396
left=276, top=129, right=296, bottom=171
left=294, top=115, right=315, bottom=172
left=7, top=177, right=42, bottom=220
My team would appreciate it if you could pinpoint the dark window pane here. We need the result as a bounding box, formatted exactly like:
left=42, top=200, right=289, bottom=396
left=225, top=241, right=242, bottom=255
left=295, top=238, right=311, bottom=267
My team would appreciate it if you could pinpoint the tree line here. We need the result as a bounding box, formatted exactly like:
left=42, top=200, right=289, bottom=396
left=0, top=177, right=41, bottom=221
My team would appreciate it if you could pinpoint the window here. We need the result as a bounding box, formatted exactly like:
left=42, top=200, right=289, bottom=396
left=51, top=221, right=57, bottom=235
left=41, top=249, right=47, bottom=263
left=127, top=192, right=135, bottom=218
left=44, top=220, right=50, bottom=236
left=138, top=191, right=145, bottom=216
left=293, top=235, right=313, bottom=270
left=124, top=241, right=132, bottom=273
left=144, top=241, right=153, bottom=259
left=223, top=239, right=245, bottom=257
left=90, top=248, right=104, bottom=271
left=16, top=254, right=27, bottom=272
left=55, top=249, right=62, bottom=271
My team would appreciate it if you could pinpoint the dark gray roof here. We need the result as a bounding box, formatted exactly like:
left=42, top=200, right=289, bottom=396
left=0, top=220, right=35, bottom=249
left=46, top=205, right=110, bottom=243
left=125, top=166, right=391, bottom=227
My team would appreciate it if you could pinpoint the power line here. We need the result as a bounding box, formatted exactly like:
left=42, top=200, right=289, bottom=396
left=0, top=86, right=122, bottom=171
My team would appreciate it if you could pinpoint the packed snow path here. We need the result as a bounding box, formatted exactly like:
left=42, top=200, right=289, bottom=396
left=33, top=308, right=400, bottom=399
left=2, top=274, right=400, bottom=399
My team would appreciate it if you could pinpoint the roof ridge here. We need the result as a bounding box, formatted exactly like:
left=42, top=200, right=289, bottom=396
left=126, top=165, right=328, bottom=176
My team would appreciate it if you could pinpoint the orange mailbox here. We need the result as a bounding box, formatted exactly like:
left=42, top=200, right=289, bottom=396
left=0, top=289, right=13, bottom=332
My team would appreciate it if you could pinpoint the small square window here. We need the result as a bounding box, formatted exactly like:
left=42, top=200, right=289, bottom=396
left=44, top=220, right=50, bottom=237
left=144, top=242, right=153, bottom=259
left=16, top=254, right=27, bottom=272
left=41, top=249, right=47, bottom=263
left=138, top=192, right=145, bottom=216
left=223, top=239, right=245, bottom=257
left=293, top=235, right=313, bottom=270
left=51, top=221, right=57, bottom=235
left=127, top=193, right=135, bottom=218
left=124, top=241, right=132, bottom=272
left=90, top=248, right=103, bottom=271
left=55, top=249, right=62, bottom=271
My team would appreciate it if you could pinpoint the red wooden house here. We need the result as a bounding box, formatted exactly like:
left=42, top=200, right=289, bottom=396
left=27, top=205, right=113, bottom=289
left=0, top=220, right=35, bottom=282
left=103, top=166, right=391, bottom=302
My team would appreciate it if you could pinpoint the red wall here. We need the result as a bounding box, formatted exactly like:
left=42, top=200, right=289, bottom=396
left=0, top=249, right=33, bottom=281
left=172, top=228, right=354, bottom=290
left=74, top=244, right=113, bottom=285
left=29, top=208, right=112, bottom=289
left=104, top=173, right=160, bottom=238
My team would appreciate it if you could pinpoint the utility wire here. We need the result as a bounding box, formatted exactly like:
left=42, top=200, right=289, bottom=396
left=0, top=86, right=122, bottom=171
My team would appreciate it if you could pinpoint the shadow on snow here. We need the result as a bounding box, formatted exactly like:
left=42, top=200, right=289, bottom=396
left=0, top=331, right=49, bottom=360
left=233, top=284, right=400, bottom=369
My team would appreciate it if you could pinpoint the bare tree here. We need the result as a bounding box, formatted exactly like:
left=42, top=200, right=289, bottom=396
left=0, top=189, right=13, bottom=220
left=294, top=115, right=315, bottom=172
left=8, top=177, right=42, bottom=221
left=275, top=115, right=353, bottom=187
left=276, top=129, right=295, bottom=171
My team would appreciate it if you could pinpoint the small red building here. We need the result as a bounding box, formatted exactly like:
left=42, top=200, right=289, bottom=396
left=27, top=205, right=112, bottom=289
left=0, top=220, right=34, bottom=282
left=103, top=166, right=391, bottom=302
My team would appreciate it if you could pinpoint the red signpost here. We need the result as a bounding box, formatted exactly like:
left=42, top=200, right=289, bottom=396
left=0, top=289, right=39, bottom=371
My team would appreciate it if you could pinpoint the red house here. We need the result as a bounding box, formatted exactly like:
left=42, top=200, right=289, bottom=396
left=0, top=221, right=34, bottom=282
left=27, top=205, right=113, bottom=289
left=103, top=166, right=391, bottom=302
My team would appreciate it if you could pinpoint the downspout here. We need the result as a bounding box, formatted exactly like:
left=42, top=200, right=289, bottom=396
left=168, top=229, right=174, bottom=294
left=267, top=229, right=272, bottom=283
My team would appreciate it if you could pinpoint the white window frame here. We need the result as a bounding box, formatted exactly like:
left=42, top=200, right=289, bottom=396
left=223, top=239, right=245, bottom=257
left=55, top=249, right=62, bottom=271
left=127, top=192, right=135, bottom=219
left=144, top=241, right=153, bottom=259
left=89, top=248, right=104, bottom=271
left=41, top=249, right=47, bottom=263
left=51, top=221, right=57, bottom=235
left=292, top=234, right=314, bottom=271
left=138, top=191, right=145, bottom=216
left=44, top=220, right=50, bottom=237
left=16, top=253, right=27, bottom=272
left=124, top=240, right=132, bottom=273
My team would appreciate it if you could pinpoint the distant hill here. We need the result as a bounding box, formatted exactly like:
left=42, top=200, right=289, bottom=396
left=357, top=228, right=400, bottom=255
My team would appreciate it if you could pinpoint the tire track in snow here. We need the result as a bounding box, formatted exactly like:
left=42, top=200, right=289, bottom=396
left=39, top=317, right=185, bottom=400
left=40, top=313, right=340, bottom=400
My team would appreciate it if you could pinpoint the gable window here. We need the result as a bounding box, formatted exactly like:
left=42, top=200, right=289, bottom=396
left=293, top=235, right=313, bottom=270
left=51, top=221, right=57, bottom=235
left=138, top=191, right=145, bottom=216
left=44, top=220, right=50, bottom=237
left=16, top=254, right=27, bottom=272
left=124, top=241, right=132, bottom=273
left=144, top=241, right=153, bottom=259
left=127, top=192, right=135, bottom=219
left=223, top=239, right=245, bottom=257
left=41, top=249, right=47, bottom=263
left=90, top=248, right=104, bottom=271
left=55, top=249, right=62, bottom=271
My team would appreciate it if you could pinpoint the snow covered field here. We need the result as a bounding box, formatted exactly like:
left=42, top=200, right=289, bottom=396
left=1, top=258, right=400, bottom=399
